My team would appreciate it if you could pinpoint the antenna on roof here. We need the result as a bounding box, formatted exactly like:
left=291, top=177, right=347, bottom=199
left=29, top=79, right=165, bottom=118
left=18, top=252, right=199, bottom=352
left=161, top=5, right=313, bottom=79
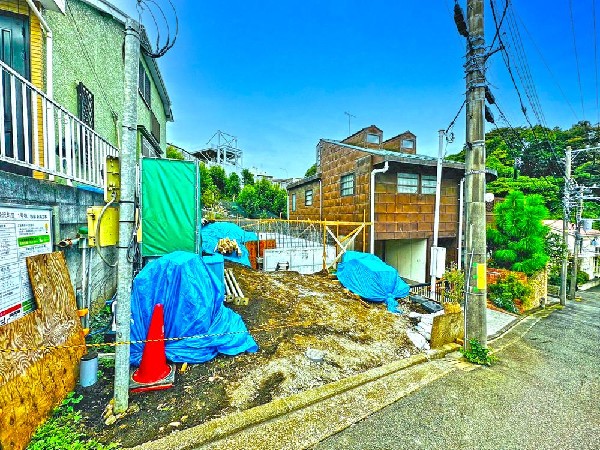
left=344, top=111, right=356, bottom=136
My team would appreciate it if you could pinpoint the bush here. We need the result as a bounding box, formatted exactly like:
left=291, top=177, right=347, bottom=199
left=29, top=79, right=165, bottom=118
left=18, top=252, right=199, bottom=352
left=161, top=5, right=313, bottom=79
left=488, top=274, right=531, bottom=314
left=461, top=339, right=496, bottom=366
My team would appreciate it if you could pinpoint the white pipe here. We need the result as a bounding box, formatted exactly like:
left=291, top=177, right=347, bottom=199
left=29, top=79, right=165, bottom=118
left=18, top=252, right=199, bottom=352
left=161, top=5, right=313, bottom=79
left=458, top=177, right=465, bottom=270
left=319, top=179, right=323, bottom=221
left=24, top=0, right=53, bottom=98
left=430, top=130, right=445, bottom=296
left=370, top=161, right=389, bottom=254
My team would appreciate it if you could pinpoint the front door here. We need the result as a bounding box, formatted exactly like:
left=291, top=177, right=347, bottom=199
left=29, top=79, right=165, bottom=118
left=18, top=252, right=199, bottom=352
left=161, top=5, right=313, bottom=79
left=0, top=12, right=30, bottom=174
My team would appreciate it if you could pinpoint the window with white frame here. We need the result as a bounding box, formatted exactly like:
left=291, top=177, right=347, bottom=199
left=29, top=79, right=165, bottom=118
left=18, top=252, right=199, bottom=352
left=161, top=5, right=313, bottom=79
left=340, top=174, right=355, bottom=196
left=292, top=193, right=297, bottom=211
left=397, top=173, right=419, bottom=193
left=402, top=139, right=415, bottom=149
left=305, top=189, right=313, bottom=206
left=366, top=133, right=381, bottom=144
left=397, top=173, right=437, bottom=194
left=421, top=175, right=437, bottom=194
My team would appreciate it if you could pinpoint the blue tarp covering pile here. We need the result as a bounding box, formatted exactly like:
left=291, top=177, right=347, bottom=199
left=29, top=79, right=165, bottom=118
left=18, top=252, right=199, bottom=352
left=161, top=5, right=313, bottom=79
left=130, top=251, right=258, bottom=365
left=201, top=222, right=258, bottom=267
left=336, top=251, right=410, bottom=313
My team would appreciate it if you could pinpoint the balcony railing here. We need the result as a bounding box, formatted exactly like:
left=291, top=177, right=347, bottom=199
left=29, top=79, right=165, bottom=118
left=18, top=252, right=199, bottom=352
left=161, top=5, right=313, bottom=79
left=0, top=59, right=118, bottom=188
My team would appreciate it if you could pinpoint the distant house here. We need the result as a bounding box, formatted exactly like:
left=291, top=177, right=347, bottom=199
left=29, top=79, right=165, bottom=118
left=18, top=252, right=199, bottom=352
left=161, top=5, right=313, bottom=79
left=0, top=0, right=173, bottom=184
left=544, top=220, right=600, bottom=281
left=287, top=125, right=496, bottom=283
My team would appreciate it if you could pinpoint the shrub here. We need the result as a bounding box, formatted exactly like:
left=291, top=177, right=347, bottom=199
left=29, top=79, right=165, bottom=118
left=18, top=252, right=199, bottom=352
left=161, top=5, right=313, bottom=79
left=461, top=339, right=496, bottom=366
left=488, top=274, right=531, bottom=314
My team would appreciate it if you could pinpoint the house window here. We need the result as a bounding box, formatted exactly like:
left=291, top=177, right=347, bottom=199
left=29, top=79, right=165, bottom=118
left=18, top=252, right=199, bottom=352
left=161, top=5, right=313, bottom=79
left=341, top=174, right=355, bottom=196
left=138, top=61, right=151, bottom=106
left=402, top=139, right=415, bottom=149
left=77, top=82, right=94, bottom=129
left=421, top=175, right=437, bottom=194
left=366, top=133, right=380, bottom=144
left=292, top=193, right=297, bottom=212
left=305, top=189, right=313, bottom=206
left=397, top=173, right=437, bottom=194
left=397, top=173, right=419, bottom=193
left=151, top=111, right=161, bottom=143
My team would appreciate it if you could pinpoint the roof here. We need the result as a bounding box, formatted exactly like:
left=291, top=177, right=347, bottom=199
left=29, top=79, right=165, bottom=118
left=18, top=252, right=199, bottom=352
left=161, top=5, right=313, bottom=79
left=79, top=0, right=173, bottom=121
left=321, top=139, right=469, bottom=170
left=342, top=125, right=382, bottom=142
left=287, top=174, right=321, bottom=190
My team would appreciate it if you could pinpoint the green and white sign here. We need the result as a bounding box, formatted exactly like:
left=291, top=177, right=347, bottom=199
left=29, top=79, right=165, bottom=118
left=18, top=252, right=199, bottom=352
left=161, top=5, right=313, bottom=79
left=0, top=205, right=53, bottom=326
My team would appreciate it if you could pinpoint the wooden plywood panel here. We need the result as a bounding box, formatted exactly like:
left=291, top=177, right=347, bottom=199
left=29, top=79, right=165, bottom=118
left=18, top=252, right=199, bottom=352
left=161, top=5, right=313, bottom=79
left=0, top=252, right=85, bottom=450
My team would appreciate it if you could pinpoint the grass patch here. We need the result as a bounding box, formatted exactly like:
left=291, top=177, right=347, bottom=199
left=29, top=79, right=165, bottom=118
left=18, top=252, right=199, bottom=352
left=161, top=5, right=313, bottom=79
left=27, top=392, right=119, bottom=450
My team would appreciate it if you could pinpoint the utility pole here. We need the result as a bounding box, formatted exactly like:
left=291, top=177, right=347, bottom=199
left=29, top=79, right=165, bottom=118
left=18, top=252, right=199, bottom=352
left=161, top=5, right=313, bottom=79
left=430, top=130, right=445, bottom=298
left=114, top=18, right=140, bottom=414
left=569, top=186, right=583, bottom=301
left=560, top=146, right=571, bottom=305
left=464, top=0, right=487, bottom=347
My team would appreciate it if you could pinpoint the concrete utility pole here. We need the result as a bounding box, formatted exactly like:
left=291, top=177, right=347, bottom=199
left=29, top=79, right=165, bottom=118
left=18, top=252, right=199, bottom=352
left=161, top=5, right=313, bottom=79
left=560, top=146, right=572, bottom=305
left=464, top=0, right=487, bottom=347
left=430, top=130, right=445, bottom=298
left=114, top=18, right=140, bottom=414
left=569, top=187, right=583, bottom=301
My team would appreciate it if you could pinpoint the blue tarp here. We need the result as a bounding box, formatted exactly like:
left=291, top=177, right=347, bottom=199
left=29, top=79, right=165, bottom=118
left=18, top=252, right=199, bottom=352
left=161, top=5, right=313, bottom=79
left=201, top=222, right=258, bottom=267
left=336, top=251, right=410, bottom=313
left=130, top=251, right=258, bottom=365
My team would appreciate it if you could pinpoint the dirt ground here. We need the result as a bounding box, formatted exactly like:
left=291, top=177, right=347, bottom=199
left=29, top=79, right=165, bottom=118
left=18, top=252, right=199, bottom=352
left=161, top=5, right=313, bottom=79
left=74, top=263, right=424, bottom=448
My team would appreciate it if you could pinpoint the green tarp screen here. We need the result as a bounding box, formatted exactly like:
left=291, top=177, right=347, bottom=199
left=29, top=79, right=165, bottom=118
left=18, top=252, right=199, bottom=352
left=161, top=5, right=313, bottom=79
left=141, top=158, right=200, bottom=256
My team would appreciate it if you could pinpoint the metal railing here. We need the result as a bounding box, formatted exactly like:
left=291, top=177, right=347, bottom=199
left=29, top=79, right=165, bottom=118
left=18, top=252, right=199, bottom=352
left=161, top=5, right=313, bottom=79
left=0, top=59, right=118, bottom=188
left=409, top=281, right=462, bottom=304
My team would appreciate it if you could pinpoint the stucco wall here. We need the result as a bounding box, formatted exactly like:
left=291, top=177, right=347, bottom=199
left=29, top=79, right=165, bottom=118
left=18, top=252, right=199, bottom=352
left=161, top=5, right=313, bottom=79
left=44, top=0, right=125, bottom=148
left=44, top=0, right=169, bottom=152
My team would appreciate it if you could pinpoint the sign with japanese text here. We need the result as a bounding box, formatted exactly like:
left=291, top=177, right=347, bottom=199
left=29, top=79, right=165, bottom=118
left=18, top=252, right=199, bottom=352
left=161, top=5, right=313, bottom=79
left=0, top=205, right=53, bottom=326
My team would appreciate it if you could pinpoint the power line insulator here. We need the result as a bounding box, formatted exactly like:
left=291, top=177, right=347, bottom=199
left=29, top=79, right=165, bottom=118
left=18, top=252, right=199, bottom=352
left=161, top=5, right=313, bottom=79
left=485, top=105, right=495, bottom=124
left=454, top=3, right=469, bottom=38
left=485, top=86, right=496, bottom=105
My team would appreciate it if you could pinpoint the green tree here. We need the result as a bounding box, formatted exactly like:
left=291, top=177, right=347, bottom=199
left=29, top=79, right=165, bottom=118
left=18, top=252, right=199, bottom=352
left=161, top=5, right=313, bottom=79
left=487, top=191, right=550, bottom=275
left=209, top=165, right=227, bottom=194
left=237, top=178, right=287, bottom=218
left=166, top=145, right=184, bottom=160
left=304, top=164, right=317, bottom=177
left=225, top=172, right=241, bottom=199
left=241, top=168, right=255, bottom=186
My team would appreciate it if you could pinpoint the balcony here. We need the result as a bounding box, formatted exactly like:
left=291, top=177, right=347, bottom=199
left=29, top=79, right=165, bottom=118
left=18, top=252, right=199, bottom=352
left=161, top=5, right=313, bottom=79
left=0, top=59, right=118, bottom=188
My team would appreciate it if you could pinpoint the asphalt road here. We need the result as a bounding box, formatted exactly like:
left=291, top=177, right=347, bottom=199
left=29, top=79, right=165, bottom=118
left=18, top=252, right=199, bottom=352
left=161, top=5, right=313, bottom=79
left=314, top=292, right=600, bottom=450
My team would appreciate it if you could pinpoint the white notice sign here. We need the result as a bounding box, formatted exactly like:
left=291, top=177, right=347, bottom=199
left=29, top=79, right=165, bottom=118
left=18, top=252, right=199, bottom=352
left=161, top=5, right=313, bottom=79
left=0, top=205, right=53, bottom=326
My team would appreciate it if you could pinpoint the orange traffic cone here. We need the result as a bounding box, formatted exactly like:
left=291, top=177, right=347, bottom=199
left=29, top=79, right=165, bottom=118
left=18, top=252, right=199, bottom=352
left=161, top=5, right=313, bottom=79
left=130, top=303, right=175, bottom=393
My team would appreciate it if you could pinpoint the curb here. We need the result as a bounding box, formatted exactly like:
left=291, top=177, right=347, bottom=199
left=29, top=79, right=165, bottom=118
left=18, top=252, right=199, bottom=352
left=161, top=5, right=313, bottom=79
left=129, top=343, right=460, bottom=450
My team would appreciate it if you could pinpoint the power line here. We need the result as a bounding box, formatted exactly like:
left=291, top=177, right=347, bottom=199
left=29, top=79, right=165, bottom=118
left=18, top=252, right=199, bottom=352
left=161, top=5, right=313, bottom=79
left=569, top=0, right=586, bottom=118
left=593, top=0, right=599, bottom=126
left=511, top=8, right=580, bottom=122
left=136, top=0, right=179, bottom=59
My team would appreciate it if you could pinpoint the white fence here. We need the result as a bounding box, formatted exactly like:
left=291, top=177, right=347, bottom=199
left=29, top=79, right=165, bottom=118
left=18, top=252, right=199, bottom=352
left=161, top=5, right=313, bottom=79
left=0, top=59, right=118, bottom=188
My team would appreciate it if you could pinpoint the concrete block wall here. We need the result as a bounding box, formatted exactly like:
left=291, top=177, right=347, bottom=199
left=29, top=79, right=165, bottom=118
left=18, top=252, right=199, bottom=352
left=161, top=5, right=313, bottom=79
left=0, top=171, right=117, bottom=313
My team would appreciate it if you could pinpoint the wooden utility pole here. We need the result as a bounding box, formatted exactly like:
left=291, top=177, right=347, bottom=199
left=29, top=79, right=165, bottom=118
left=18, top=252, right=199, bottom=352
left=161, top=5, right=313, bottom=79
left=464, top=0, right=487, bottom=347
left=560, top=146, right=572, bottom=305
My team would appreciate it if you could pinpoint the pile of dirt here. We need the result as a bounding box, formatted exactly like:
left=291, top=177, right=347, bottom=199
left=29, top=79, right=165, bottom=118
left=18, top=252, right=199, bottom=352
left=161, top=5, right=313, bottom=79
left=74, top=263, right=420, bottom=448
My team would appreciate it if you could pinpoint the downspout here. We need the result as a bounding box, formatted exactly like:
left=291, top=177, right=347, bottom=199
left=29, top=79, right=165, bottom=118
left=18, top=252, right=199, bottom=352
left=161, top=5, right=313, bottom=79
left=25, top=0, right=53, bottom=98
left=319, top=179, right=323, bottom=221
left=458, top=177, right=465, bottom=270
left=370, top=161, right=389, bottom=254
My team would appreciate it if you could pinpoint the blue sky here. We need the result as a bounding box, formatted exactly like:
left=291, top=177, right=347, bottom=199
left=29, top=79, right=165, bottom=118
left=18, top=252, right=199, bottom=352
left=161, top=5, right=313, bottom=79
left=113, top=0, right=599, bottom=178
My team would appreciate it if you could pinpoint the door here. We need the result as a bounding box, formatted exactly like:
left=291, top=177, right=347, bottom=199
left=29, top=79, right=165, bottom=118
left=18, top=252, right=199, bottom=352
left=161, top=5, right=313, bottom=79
left=0, top=12, right=30, bottom=173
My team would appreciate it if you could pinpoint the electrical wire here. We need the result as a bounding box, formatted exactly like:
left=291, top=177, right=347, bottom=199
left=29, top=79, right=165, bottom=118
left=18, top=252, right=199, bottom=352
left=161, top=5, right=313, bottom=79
left=569, top=0, right=586, bottom=118
left=136, top=0, right=179, bottom=59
